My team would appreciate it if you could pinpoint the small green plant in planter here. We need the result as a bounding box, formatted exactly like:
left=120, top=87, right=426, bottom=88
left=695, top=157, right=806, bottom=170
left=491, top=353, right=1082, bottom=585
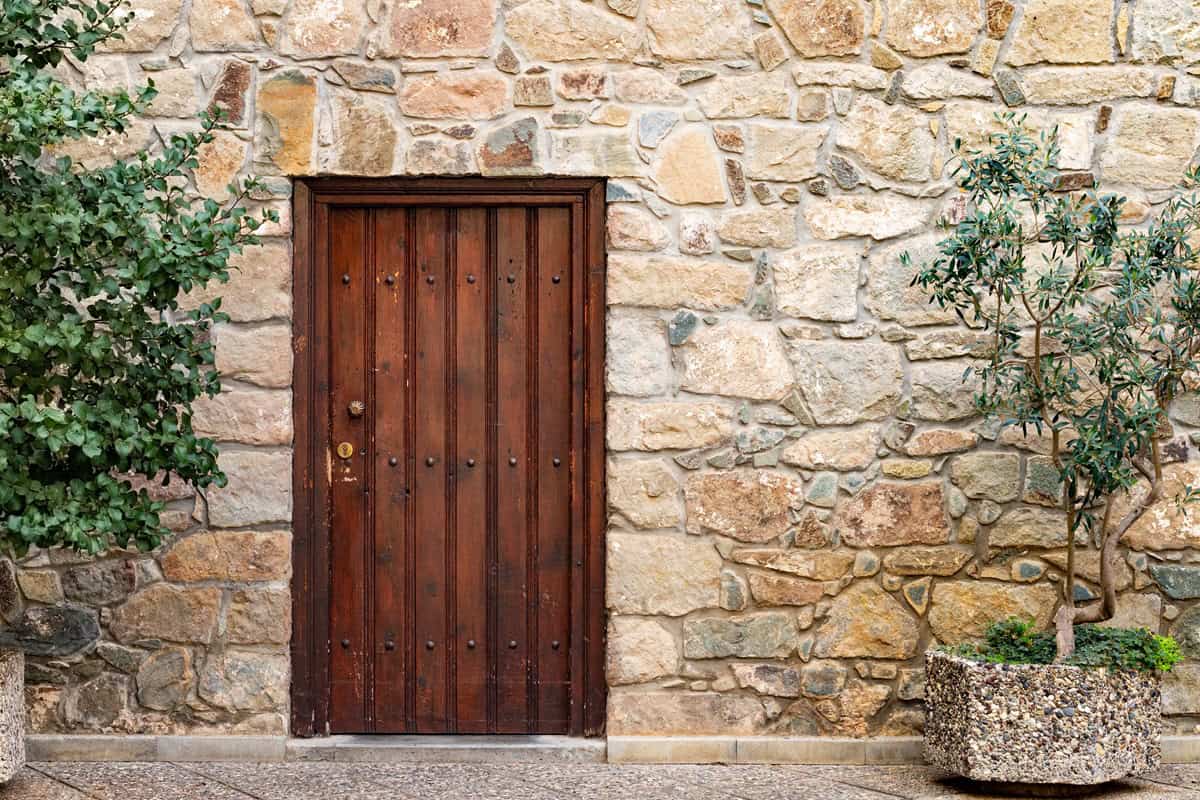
left=0, top=0, right=272, bottom=778
left=909, top=115, right=1200, bottom=658
left=911, top=117, right=1200, bottom=786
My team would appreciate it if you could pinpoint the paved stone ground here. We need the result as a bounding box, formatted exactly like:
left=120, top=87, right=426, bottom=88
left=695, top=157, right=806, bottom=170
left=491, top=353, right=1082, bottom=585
left=3, top=763, right=1200, bottom=799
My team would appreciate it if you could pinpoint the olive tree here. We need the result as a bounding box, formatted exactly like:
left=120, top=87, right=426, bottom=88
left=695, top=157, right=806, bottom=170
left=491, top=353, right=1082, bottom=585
left=910, top=117, right=1200, bottom=658
left=0, top=0, right=273, bottom=556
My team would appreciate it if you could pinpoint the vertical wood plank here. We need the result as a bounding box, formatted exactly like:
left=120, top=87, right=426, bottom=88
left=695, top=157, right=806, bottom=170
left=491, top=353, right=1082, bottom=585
left=452, top=207, right=490, bottom=733
left=493, top=206, right=530, bottom=733
left=412, top=207, right=450, bottom=732
left=372, top=208, right=409, bottom=731
left=534, top=206, right=572, bottom=732
left=327, top=207, right=369, bottom=733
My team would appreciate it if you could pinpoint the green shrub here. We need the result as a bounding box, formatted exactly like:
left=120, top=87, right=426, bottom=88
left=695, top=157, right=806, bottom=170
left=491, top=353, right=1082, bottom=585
left=948, top=618, right=1182, bottom=672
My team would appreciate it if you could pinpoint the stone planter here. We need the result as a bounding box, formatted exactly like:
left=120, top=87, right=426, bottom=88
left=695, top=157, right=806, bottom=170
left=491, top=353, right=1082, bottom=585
left=0, top=649, right=23, bottom=784
left=923, top=650, right=1160, bottom=787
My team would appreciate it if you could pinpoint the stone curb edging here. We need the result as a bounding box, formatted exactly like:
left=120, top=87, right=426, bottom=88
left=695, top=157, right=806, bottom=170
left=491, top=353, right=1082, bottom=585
left=25, top=735, right=1200, bottom=765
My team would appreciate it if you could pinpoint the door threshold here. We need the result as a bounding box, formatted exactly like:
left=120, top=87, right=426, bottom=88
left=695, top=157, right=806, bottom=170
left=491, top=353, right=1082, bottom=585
left=287, top=734, right=607, bottom=763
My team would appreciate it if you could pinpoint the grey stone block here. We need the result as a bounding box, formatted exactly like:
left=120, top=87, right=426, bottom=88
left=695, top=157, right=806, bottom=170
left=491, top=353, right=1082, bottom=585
left=924, top=650, right=1161, bottom=785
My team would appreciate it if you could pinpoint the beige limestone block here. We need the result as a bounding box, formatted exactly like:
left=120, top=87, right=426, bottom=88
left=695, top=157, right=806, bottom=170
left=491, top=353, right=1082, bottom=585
left=612, top=68, right=688, bottom=105
left=191, top=387, right=292, bottom=446
left=834, top=481, right=951, bottom=546
left=793, top=61, right=889, bottom=89
left=684, top=470, right=804, bottom=542
left=607, top=458, right=682, bottom=529
left=607, top=254, right=753, bottom=311
left=399, top=73, right=508, bottom=120
left=279, top=0, right=368, bottom=56
left=607, top=618, right=679, bottom=685
left=193, top=131, right=247, bottom=199
left=606, top=532, right=721, bottom=616
left=189, top=0, right=259, bottom=51
left=379, top=0, right=496, bottom=57
left=214, top=323, right=292, bottom=389
left=1006, top=0, right=1114, bottom=66
left=885, top=0, right=982, bottom=57
left=644, top=0, right=753, bottom=60
left=506, top=0, right=642, bottom=61
left=180, top=241, right=291, bottom=322
left=607, top=691, right=766, bottom=735
left=607, top=205, right=669, bottom=252
left=161, top=530, right=291, bottom=582
left=99, top=0, right=182, bottom=52
left=1101, top=106, right=1200, bottom=189
left=607, top=399, right=734, bottom=451
left=774, top=243, right=860, bottom=322
left=866, top=234, right=959, bottom=327
left=787, top=340, right=903, bottom=424
left=765, top=0, right=865, bottom=56
left=255, top=70, right=317, bottom=175
left=1132, top=0, right=1200, bottom=64
left=804, top=194, right=929, bottom=241
left=942, top=102, right=1094, bottom=169
left=110, top=584, right=221, bottom=644
left=332, top=92, right=398, bottom=176
left=716, top=207, right=797, bottom=248
left=743, top=124, right=827, bottom=182
left=928, top=582, right=1057, bottom=643
left=697, top=73, right=791, bottom=119
left=1121, top=464, right=1200, bottom=550
left=204, top=449, right=292, bottom=528
left=836, top=95, right=934, bottom=182
left=678, top=321, right=794, bottom=401
left=652, top=127, right=726, bottom=204
left=782, top=425, right=881, bottom=471
left=227, top=587, right=291, bottom=644
left=606, top=314, right=672, bottom=397
left=550, top=131, right=641, bottom=177
left=1019, top=67, right=1157, bottom=105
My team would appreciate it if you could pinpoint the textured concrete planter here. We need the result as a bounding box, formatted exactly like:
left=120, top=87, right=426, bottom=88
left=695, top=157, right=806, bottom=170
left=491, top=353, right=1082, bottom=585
left=924, top=650, right=1161, bottom=786
left=0, top=649, right=24, bottom=784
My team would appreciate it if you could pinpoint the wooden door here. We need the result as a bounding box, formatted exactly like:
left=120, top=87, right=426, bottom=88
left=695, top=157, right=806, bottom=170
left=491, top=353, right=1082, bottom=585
left=291, top=179, right=606, bottom=737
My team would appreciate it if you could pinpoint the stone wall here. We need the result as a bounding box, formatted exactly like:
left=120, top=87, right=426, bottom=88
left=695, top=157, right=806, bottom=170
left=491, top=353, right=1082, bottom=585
left=7, top=0, right=1200, bottom=738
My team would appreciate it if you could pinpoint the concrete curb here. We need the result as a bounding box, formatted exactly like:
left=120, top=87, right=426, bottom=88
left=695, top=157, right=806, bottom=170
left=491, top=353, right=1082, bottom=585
left=24, top=734, right=1200, bottom=765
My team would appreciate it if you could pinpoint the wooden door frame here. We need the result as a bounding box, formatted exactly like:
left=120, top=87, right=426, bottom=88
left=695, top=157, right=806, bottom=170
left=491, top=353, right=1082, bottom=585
left=290, top=177, right=607, bottom=738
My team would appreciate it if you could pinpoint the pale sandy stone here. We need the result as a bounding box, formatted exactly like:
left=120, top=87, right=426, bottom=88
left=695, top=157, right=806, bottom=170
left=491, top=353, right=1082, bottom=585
left=550, top=131, right=641, bottom=176
left=716, top=207, right=797, bottom=248
left=1132, top=0, right=1200, bottom=64
left=612, top=68, right=688, bottom=105
left=399, top=73, right=508, bottom=120
left=99, top=0, right=182, bottom=52
left=943, top=102, right=1094, bottom=169
left=679, top=321, right=794, bottom=401
left=406, top=139, right=476, bottom=175
left=1006, top=0, right=1114, bottom=66
left=607, top=458, right=682, bottom=529
left=52, top=119, right=155, bottom=170
left=867, top=234, right=959, bottom=326
left=753, top=29, right=789, bottom=71
left=653, top=127, right=726, bottom=204
left=744, top=124, right=827, bottom=182
left=506, top=0, right=643, bottom=61
left=607, top=205, right=670, bottom=251
left=804, top=194, right=929, bottom=240
left=792, top=62, right=889, bottom=89
left=787, top=341, right=903, bottom=424
left=254, top=70, right=317, bottom=175
left=607, top=314, right=673, bottom=396
left=928, top=582, right=1058, bottom=643
left=279, top=0, right=367, bottom=57
left=900, top=64, right=993, bottom=100
left=180, top=242, right=291, bottom=322
left=607, top=399, right=734, bottom=451
left=191, top=387, right=292, bottom=446
left=685, top=470, right=804, bottom=541
left=774, top=243, right=861, bottom=322
left=782, top=425, right=880, bottom=471
left=836, top=95, right=934, bottom=182
left=379, top=0, right=495, bottom=57
left=886, top=0, right=982, bottom=57
left=143, top=68, right=198, bottom=117
left=607, top=254, right=753, bottom=310
left=1121, top=464, right=1200, bottom=550
left=1101, top=106, right=1200, bottom=188
left=697, top=73, right=791, bottom=119
left=189, top=0, right=259, bottom=52
left=644, top=0, right=753, bottom=60
left=911, top=360, right=980, bottom=422
left=607, top=617, right=679, bottom=684
left=160, top=531, right=291, bottom=582
left=332, top=92, right=397, bottom=176
left=607, top=532, right=721, bottom=615
left=193, top=131, right=246, bottom=199
left=1020, top=67, right=1157, bottom=105
left=204, top=449, right=291, bottom=527
left=607, top=691, right=766, bottom=735
left=765, top=0, right=866, bottom=56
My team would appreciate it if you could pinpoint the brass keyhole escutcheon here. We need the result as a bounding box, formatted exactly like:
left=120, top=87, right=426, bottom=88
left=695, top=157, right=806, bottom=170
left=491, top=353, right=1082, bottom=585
left=348, top=400, right=366, bottom=418
left=336, top=442, right=355, bottom=459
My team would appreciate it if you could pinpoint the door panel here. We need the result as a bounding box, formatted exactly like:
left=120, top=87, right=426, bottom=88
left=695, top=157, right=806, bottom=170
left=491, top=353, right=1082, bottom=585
left=321, top=198, right=589, bottom=735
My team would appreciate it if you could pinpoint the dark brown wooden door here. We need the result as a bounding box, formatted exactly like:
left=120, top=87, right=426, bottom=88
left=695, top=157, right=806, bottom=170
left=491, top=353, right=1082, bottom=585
left=292, top=180, right=606, bottom=737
